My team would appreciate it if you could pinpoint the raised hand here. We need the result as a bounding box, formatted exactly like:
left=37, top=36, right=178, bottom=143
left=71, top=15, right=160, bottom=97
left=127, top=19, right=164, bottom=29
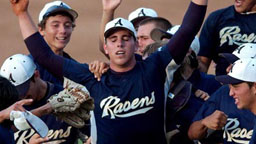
left=195, top=89, right=210, bottom=101
left=201, top=110, right=227, bottom=130
left=9, top=0, right=29, bottom=16
left=102, top=0, right=122, bottom=12
left=89, top=60, right=109, bottom=81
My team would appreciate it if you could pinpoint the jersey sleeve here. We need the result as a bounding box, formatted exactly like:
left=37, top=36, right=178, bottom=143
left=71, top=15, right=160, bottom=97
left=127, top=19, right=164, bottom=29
left=24, top=32, right=96, bottom=90
left=167, top=2, right=207, bottom=64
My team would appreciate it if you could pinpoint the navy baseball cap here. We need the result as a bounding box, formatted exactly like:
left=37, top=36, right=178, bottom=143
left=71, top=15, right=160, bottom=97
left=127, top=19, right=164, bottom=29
left=216, top=58, right=256, bottom=85
left=16, top=79, right=31, bottom=98
left=219, top=53, right=239, bottom=64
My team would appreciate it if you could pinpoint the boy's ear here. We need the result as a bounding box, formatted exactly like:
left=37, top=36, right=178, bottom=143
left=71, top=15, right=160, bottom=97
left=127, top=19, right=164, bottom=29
left=134, top=41, right=139, bottom=52
left=34, top=70, right=40, bottom=78
left=38, top=27, right=45, bottom=36
left=104, top=44, right=109, bottom=55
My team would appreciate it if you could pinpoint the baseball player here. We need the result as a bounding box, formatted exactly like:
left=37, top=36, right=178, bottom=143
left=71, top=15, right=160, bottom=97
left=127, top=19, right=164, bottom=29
left=31, top=0, right=78, bottom=85
left=31, top=2, right=106, bottom=142
left=197, top=0, right=256, bottom=75
left=10, top=0, right=207, bottom=144
left=0, top=76, right=48, bottom=144
left=0, top=54, right=88, bottom=144
left=136, top=17, right=172, bottom=55
left=34, top=1, right=108, bottom=85
left=188, top=43, right=256, bottom=143
left=215, top=58, right=256, bottom=144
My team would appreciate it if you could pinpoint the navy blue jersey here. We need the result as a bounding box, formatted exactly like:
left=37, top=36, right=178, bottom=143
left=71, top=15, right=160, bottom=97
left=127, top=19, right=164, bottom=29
left=64, top=45, right=171, bottom=144
left=198, top=6, right=256, bottom=75
left=24, top=2, right=206, bottom=144
left=193, top=85, right=254, bottom=143
left=0, top=125, right=15, bottom=144
left=250, top=118, right=256, bottom=144
left=188, top=69, right=221, bottom=95
left=14, top=83, right=80, bottom=144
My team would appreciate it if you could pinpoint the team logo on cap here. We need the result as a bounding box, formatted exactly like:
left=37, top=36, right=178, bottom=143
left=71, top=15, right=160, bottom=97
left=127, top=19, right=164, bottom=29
left=235, top=45, right=256, bottom=58
left=9, top=73, right=16, bottom=83
left=114, top=19, right=123, bottom=27
left=230, top=63, right=235, bottom=73
left=235, top=45, right=244, bottom=54
left=138, top=9, right=146, bottom=16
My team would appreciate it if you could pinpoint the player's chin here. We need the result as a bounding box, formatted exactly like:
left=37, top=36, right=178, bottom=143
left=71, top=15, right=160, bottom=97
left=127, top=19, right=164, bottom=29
left=115, top=60, right=127, bottom=66
left=234, top=6, right=247, bottom=13
left=236, top=103, right=245, bottom=110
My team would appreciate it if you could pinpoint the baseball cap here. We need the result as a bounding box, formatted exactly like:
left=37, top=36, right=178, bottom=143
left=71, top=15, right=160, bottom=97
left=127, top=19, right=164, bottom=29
left=104, top=17, right=136, bottom=39
left=219, top=43, right=256, bottom=64
left=38, top=1, right=78, bottom=23
left=216, top=58, right=256, bottom=85
left=128, top=7, right=158, bottom=24
left=150, top=25, right=200, bottom=55
left=0, top=54, right=36, bottom=97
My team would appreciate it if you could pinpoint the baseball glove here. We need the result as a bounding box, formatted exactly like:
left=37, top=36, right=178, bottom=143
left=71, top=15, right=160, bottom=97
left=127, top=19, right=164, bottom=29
left=48, top=78, right=95, bottom=128
left=54, top=111, right=86, bottom=128
left=48, top=78, right=91, bottom=113
left=55, top=100, right=94, bottom=128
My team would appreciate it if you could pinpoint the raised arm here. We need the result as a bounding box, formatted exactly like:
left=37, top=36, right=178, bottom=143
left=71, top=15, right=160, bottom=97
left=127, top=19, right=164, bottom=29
left=10, top=0, right=37, bottom=39
left=167, top=0, right=207, bottom=64
left=99, top=0, right=122, bottom=58
left=192, top=0, right=207, bottom=5
left=10, top=0, right=65, bottom=80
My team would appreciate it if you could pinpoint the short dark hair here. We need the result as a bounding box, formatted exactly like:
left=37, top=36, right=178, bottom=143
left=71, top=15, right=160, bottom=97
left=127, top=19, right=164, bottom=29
left=139, top=17, right=172, bottom=31
left=246, top=82, right=255, bottom=88
left=0, top=76, right=19, bottom=128
left=38, top=11, right=76, bottom=30
left=0, top=76, right=19, bottom=111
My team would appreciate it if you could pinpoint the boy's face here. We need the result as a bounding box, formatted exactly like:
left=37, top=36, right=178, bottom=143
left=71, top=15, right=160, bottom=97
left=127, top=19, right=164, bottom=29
left=229, top=82, right=256, bottom=110
left=234, top=0, right=256, bottom=13
left=104, top=29, right=136, bottom=71
left=137, top=23, right=156, bottom=55
left=39, top=14, right=73, bottom=54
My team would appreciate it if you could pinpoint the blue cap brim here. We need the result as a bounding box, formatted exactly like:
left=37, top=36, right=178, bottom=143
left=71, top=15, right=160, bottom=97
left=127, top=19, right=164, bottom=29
left=219, top=53, right=239, bottom=64
left=215, top=75, right=244, bottom=85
